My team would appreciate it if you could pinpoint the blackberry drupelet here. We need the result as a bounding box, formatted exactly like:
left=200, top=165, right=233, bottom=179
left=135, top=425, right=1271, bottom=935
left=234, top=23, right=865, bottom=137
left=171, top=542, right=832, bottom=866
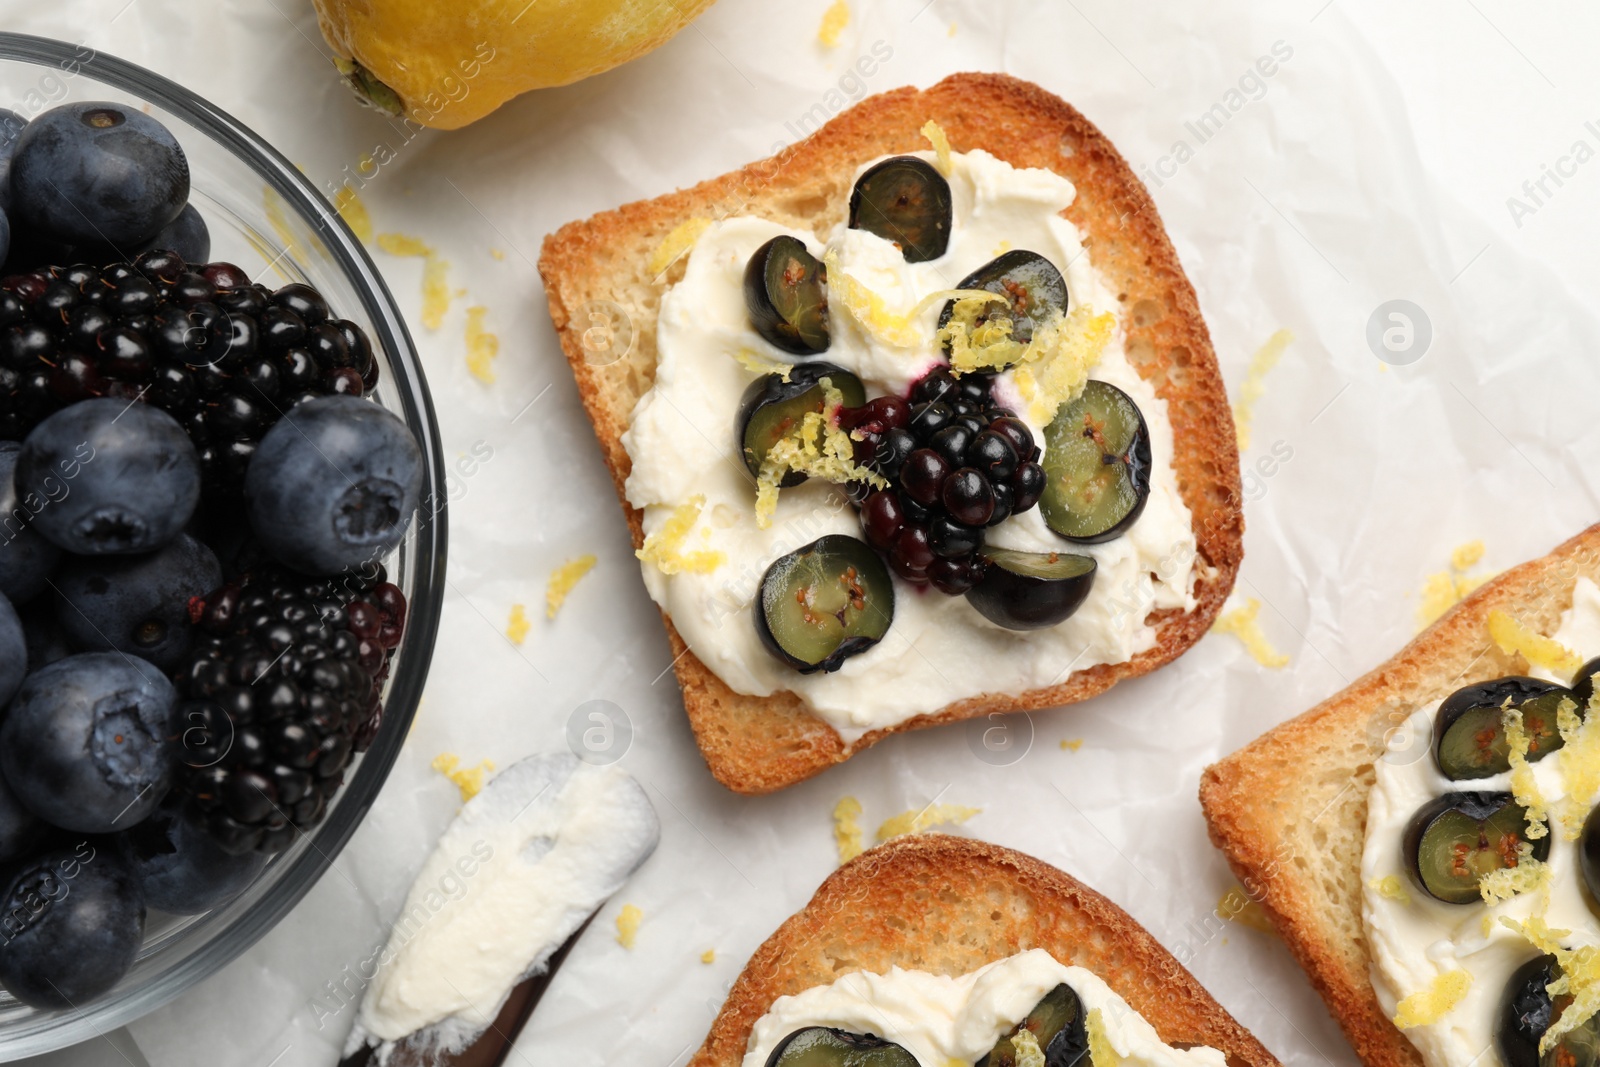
left=172, top=564, right=406, bottom=854
left=0, top=250, right=380, bottom=492
left=840, top=366, right=1046, bottom=595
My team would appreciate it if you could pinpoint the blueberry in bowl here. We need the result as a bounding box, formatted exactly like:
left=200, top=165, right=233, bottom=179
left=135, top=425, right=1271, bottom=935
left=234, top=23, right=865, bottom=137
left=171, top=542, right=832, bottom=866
left=0, top=33, right=443, bottom=1051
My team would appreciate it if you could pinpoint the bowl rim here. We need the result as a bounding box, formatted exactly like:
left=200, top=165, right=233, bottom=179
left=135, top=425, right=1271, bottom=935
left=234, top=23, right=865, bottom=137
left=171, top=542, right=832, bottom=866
left=0, top=31, right=448, bottom=1052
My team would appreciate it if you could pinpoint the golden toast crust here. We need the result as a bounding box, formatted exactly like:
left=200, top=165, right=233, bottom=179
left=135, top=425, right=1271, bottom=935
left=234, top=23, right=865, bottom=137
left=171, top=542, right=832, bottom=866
left=1200, top=523, right=1600, bottom=1067
left=688, top=834, right=1278, bottom=1067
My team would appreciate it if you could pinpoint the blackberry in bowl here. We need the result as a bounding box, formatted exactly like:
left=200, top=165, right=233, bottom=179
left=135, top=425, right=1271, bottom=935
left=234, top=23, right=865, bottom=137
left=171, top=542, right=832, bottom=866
left=0, top=33, right=444, bottom=1054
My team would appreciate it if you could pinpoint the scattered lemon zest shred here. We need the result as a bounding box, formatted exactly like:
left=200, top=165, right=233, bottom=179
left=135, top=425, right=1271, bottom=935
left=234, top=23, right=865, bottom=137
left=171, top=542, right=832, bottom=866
left=546, top=555, right=597, bottom=619
left=376, top=232, right=431, bottom=257
left=615, top=904, right=642, bottom=949
left=1393, top=970, right=1472, bottom=1028
left=421, top=254, right=451, bottom=330
left=936, top=299, right=1114, bottom=425
left=1559, top=692, right=1600, bottom=839
left=1086, top=1009, right=1122, bottom=1067
left=648, top=217, right=712, bottom=278
left=1452, top=541, right=1486, bottom=570
left=1417, top=542, right=1494, bottom=630
left=1012, top=308, right=1116, bottom=425
left=939, top=294, right=1025, bottom=375
left=1501, top=915, right=1600, bottom=1054
left=1489, top=610, right=1582, bottom=673
left=490, top=248, right=506, bottom=261
left=1479, top=842, right=1550, bottom=906
left=731, top=347, right=792, bottom=380
left=754, top=380, right=884, bottom=528
left=1368, top=875, right=1412, bottom=905
left=1233, top=329, right=1291, bottom=452
left=505, top=603, right=530, bottom=645
left=817, top=0, right=849, bottom=46
left=376, top=233, right=451, bottom=329
left=637, top=496, right=725, bottom=575
left=1217, top=885, right=1274, bottom=933
left=464, top=305, right=499, bottom=384
left=431, top=753, right=495, bottom=802
left=701, top=949, right=716, bottom=964
left=1504, top=707, right=1550, bottom=840
left=1010, top=1029, right=1047, bottom=1067
left=823, top=252, right=990, bottom=347
left=921, top=120, right=953, bottom=176
left=333, top=185, right=373, bottom=243
left=1211, top=599, right=1290, bottom=668
left=876, top=803, right=980, bottom=842
left=1060, top=738, right=1083, bottom=752
left=833, top=796, right=864, bottom=864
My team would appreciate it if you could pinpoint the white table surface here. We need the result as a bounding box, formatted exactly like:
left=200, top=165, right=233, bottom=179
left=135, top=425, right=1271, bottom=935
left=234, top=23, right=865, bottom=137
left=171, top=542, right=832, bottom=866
left=6, top=0, right=1600, bottom=1064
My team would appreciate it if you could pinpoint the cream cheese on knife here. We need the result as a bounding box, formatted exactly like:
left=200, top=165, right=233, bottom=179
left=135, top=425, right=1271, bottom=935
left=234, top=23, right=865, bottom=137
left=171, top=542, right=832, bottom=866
left=343, top=753, right=660, bottom=1061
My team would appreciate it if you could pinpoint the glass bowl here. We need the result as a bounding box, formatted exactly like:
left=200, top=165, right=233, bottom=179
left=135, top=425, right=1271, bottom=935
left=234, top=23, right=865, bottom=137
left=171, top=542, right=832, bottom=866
left=0, top=32, right=447, bottom=1056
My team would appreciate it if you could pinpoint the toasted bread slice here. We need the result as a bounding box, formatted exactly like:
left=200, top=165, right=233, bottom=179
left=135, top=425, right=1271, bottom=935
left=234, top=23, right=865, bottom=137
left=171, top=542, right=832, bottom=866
left=686, top=833, right=1276, bottom=1067
left=1198, top=523, right=1600, bottom=1067
left=538, top=74, right=1242, bottom=794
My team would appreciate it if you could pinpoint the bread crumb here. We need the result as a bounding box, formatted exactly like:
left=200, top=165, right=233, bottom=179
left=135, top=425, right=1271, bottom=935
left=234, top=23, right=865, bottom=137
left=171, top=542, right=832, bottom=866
left=1232, top=329, right=1292, bottom=452
left=993, top=239, right=1013, bottom=257
left=1392, top=969, right=1471, bottom=1029
left=506, top=603, right=530, bottom=645
left=615, top=904, right=642, bottom=949
left=464, top=306, right=499, bottom=384
left=1010, top=1029, right=1046, bottom=1067
left=1217, top=885, right=1274, bottom=933
left=648, top=217, right=712, bottom=279
left=876, top=803, right=980, bottom=842
left=1086, top=1008, right=1122, bottom=1067
left=1489, top=609, right=1581, bottom=674
left=334, top=186, right=373, bottom=243
left=376, top=233, right=452, bottom=330
left=431, top=753, right=495, bottom=802
left=701, top=948, right=715, bottom=964
left=1416, top=542, right=1494, bottom=630
left=546, top=555, right=597, bottom=619
left=637, top=496, right=726, bottom=574
left=833, top=796, right=864, bottom=863
left=1210, top=599, right=1289, bottom=668
left=921, top=119, right=953, bottom=176
left=1060, top=738, right=1083, bottom=751
left=1367, top=875, right=1411, bottom=905
left=817, top=0, right=849, bottom=46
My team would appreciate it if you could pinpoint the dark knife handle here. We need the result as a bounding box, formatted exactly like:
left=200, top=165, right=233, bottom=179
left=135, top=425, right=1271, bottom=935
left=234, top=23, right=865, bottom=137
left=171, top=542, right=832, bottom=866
left=338, top=915, right=594, bottom=1067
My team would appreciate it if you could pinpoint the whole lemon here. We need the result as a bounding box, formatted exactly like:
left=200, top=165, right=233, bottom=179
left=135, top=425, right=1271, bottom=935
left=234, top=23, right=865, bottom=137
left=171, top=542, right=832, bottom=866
left=314, top=0, right=719, bottom=130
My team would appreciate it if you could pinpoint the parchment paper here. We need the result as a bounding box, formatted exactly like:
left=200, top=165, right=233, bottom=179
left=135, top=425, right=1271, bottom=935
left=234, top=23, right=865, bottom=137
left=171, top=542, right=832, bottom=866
left=7, top=1, right=1600, bottom=1064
